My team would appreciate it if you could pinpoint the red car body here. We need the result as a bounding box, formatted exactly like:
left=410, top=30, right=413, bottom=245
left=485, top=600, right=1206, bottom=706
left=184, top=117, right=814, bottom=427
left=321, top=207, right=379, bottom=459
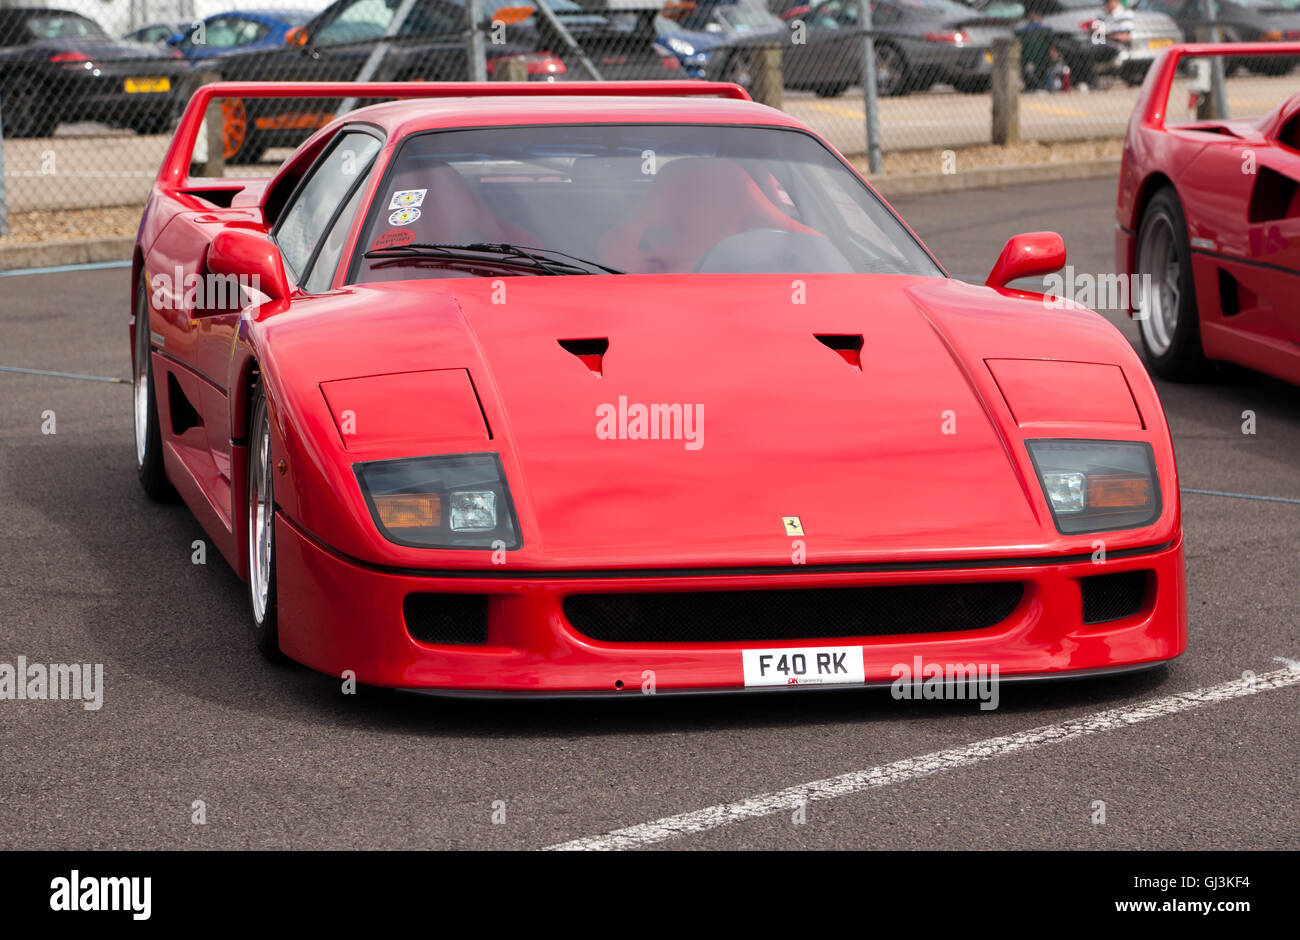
left=1116, top=42, right=1300, bottom=386
left=132, top=81, right=1186, bottom=696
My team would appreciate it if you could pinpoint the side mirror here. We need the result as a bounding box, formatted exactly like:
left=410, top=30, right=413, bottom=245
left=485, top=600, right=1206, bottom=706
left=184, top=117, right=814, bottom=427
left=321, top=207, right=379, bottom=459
left=285, top=25, right=309, bottom=47
left=165, top=33, right=184, bottom=45
left=492, top=6, right=534, bottom=25
left=202, top=228, right=291, bottom=316
left=985, top=231, right=1065, bottom=289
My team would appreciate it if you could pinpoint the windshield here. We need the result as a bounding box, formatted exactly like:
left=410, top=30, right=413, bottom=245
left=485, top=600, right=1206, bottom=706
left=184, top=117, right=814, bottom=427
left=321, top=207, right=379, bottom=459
left=676, top=2, right=783, bottom=31
left=354, top=123, right=941, bottom=280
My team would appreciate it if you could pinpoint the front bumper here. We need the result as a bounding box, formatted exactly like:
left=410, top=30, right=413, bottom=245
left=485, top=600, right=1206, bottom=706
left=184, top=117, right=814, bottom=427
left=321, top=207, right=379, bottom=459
left=276, top=513, right=1188, bottom=695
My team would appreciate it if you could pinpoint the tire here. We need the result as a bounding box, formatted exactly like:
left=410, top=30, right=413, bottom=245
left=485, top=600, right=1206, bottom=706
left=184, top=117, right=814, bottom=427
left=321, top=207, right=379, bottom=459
left=1, top=80, right=56, bottom=138
left=1121, top=67, right=1146, bottom=87
left=874, top=44, right=910, bottom=97
left=1134, top=187, right=1208, bottom=381
left=246, top=383, right=283, bottom=660
left=1246, top=60, right=1292, bottom=77
left=814, top=83, right=849, bottom=98
left=133, top=273, right=172, bottom=500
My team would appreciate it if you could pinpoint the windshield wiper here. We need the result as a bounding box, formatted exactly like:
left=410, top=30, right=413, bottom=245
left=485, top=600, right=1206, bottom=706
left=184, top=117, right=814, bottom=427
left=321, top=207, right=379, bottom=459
left=363, top=242, right=623, bottom=276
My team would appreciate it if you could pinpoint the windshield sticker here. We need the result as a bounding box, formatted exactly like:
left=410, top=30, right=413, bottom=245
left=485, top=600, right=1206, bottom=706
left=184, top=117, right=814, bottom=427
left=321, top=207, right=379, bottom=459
left=371, top=228, right=415, bottom=251
left=388, top=207, right=421, bottom=226
left=388, top=189, right=427, bottom=210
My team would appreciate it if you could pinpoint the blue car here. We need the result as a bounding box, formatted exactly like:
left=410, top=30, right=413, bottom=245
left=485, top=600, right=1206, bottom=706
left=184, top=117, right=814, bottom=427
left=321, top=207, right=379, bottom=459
left=655, top=16, right=728, bottom=77
left=656, top=1, right=785, bottom=78
left=168, top=9, right=316, bottom=60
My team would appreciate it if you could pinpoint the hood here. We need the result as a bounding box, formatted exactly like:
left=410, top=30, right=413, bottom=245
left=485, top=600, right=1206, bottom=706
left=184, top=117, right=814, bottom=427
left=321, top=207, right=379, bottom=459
left=396, top=274, right=1155, bottom=564
left=269, top=273, right=1168, bottom=569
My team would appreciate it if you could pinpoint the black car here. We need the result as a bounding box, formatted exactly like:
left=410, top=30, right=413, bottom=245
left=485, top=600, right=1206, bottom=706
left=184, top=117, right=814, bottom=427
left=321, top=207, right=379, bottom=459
left=0, top=7, right=188, bottom=138
left=1134, top=0, right=1300, bottom=74
left=201, top=0, right=679, bottom=163
left=720, top=0, right=1013, bottom=97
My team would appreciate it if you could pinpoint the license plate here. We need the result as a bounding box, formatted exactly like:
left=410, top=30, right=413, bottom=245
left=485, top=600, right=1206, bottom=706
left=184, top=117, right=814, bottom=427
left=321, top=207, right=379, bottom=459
left=124, top=77, right=170, bottom=93
left=1147, top=38, right=1174, bottom=49
left=742, top=645, right=865, bottom=688
left=983, top=51, right=993, bottom=63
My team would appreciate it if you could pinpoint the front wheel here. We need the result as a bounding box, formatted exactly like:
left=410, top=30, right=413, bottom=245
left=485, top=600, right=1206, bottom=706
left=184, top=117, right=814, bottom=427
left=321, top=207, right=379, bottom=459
left=133, top=273, right=171, bottom=500
left=246, top=384, right=282, bottom=660
left=1135, top=187, right=1208, bottom=381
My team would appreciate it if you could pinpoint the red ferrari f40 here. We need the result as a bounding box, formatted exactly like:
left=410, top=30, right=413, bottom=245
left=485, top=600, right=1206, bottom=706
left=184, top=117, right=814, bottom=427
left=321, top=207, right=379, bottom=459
left=131, top=81, right=1186, bottom=695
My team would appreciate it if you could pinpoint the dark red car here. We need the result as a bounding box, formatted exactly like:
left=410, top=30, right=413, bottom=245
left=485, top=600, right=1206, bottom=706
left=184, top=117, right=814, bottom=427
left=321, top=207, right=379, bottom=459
left=1116, top=42, right=1300, bottom=384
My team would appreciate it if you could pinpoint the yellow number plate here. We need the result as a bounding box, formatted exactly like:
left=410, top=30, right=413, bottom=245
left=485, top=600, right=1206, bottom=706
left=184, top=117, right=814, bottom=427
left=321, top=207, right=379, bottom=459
left=1147, top=38, right=1174, bottom=49
left=124, top=77, right=171, bottom=93
left=984, top=50, right=994, bottom=63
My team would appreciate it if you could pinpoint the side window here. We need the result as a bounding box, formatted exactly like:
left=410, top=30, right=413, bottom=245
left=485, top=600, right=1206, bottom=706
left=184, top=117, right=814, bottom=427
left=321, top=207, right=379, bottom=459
left=204, top=17, right=242, bottom=48
left=274, top=131, right=382, bottom=283
left=233, top=18, right=271, bottom=46
left=304, top=182, right=368, bottom=293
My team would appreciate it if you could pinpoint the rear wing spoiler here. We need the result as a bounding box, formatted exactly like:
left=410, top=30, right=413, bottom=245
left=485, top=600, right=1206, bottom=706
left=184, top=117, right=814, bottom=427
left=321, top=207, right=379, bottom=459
left=158, top=80, right=751, bottom=188
left=1138, top=41, right=1300, bottom=129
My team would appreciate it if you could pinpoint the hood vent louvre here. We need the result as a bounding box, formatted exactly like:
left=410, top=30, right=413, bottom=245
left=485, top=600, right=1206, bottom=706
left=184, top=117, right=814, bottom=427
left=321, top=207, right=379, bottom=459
left=815, top=333, right=863, bottom=371
left=558, top=337, right=609, bottom=377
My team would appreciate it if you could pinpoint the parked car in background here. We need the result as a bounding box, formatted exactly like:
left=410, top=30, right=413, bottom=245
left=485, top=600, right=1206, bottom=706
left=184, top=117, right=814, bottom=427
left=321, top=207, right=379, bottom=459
left=197, top=0, right=558, bottom=163
left=1116, top=41, right=1300, bottom=383
left=662, top=0, right=784, bottom=82
left=655, top=16, right=728, bottom=76
left=964, top=0, right=1180, bottom=84
left=742, top=0, right=1012, bottom=97
left=168, top=9, right=317, bottom=60
left=124, top=20, right=188, bottom=46
left=1133, top=0, right=1300, bottom=73
left=0, top=6, right=186, bottom=137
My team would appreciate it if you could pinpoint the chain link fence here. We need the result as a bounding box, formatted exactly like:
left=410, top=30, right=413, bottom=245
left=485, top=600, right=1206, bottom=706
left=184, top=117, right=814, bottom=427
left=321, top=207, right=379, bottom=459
left=0, top=0, right=1298, bottom=222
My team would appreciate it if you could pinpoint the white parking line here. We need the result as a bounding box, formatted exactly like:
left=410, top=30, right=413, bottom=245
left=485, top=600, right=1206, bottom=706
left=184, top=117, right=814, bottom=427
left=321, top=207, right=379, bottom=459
left=545, top=662, right=1300, bottom=851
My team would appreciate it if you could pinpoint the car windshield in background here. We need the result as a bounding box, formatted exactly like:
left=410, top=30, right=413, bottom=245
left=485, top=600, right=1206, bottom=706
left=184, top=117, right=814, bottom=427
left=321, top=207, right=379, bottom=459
left=717, top=5, right=784, bottom=31
left=27, top=13, right=107, bottom=40
left=355, top=124, right=942, bottom=280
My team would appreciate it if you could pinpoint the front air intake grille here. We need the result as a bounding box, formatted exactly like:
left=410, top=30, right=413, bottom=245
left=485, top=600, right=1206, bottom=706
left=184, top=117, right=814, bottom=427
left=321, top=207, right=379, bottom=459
left=404, top=594, right=489, bottom=645
left=563, top=582, right=1024, bottom=644
left=1081, top=571, right=1150, bottom=625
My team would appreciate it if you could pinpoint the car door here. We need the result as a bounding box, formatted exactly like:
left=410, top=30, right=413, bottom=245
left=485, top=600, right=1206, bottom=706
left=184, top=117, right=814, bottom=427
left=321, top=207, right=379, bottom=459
left=1176, top=125, right=1300, bottom=344
left=194, top=128, right=384, bottom=486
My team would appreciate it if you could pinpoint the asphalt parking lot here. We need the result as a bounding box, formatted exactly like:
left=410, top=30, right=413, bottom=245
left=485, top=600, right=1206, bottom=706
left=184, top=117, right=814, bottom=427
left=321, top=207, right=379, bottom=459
left=0, top=176, right=1295, bottom=850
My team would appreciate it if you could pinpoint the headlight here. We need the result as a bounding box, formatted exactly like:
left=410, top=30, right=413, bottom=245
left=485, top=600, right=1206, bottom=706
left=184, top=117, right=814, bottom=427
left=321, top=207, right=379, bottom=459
left=1025, top=440, right=1161, bottom=534
left=355, top=453, right=521, bottom=549
left=665, top=36, right=696, bottom=56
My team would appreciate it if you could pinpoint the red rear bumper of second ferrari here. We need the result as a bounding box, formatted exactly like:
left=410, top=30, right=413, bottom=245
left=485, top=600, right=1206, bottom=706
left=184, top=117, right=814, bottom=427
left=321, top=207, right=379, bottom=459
left=274, top=512, right=1187, bottom=696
